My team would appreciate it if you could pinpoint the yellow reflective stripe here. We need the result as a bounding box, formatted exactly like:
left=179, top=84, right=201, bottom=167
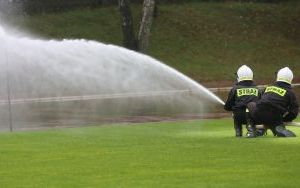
left=265, top=86, right=286, bottom=96
left=236, top=88, right=259, bottom=97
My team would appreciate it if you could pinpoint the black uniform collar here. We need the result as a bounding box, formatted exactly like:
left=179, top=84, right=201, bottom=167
left=238, top=80, right=255, bottom=86
left=275, top=81, right=292, bottom=89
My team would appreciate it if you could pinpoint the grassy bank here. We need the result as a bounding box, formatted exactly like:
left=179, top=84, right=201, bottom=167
left=6, top=2, right=300, bottom=84
left=1, top=119, right=300, bottom=187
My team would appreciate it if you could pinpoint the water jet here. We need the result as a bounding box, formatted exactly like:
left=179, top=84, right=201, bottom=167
left=0, top=24, right=224, bottom=131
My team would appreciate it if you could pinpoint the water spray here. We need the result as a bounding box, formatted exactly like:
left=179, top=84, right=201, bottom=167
left=0, top=23, right=225, bottom=130
left=1, top=29, right=13, bottom=132
left=0, top=89, right=224, bottom=105
left=5, top=49, right=13, bottom=132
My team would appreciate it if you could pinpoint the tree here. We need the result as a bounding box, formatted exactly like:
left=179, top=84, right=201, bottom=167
left=138, top=0, right=155, bottom=53
left=153, top=0, right=159, bottom=18
left=118, top=0, right=156, bottom=53
left=118, top=0, right=138, bottom=50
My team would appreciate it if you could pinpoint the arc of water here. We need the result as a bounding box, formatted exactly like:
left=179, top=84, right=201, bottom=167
left=0, top=24, right=224, bottom=109
left=149, top=59, right=225, bottom=105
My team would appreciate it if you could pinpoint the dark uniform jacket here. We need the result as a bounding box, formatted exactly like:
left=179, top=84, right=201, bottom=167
left=256, top=81, right=299, bottom=122
left=224, top=80, right=260, bottom=112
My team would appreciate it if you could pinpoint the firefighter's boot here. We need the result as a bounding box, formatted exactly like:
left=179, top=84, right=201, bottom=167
left=246, top=124, right=257, bottom=138
left=274, top=125, right=296, bottom=137
left=234, top=123, right=243, bottom=137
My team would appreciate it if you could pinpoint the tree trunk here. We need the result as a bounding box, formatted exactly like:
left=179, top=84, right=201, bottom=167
left=137, top=0, right=155, bottom=53
left=153, top=0, right=159, bottom=18
left=118, top=0, right=137, bottom=50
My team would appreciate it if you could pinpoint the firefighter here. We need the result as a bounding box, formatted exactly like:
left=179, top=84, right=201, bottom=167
left=246, top=67, right=299, bottom=137
left=224, top=65, right=261, bottom=137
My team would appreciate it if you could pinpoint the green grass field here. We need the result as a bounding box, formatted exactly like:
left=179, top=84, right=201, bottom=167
left=1, top=118, right=300, bottom=188
left=7, top=2, right=300, bottom=83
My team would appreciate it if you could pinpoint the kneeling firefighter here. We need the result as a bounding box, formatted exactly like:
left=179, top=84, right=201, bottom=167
left=224, top=65, right=261, bottom=137
left=246, top=67, right=299, bottom=137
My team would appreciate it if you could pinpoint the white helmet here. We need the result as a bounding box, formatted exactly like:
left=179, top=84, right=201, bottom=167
left=277, top=67, right=293, bottom=84
left=237, top=65, right=253, bottom=82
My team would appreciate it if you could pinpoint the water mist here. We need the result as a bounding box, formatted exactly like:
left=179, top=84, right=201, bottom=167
left=0, top=24, right=224, bottom=131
